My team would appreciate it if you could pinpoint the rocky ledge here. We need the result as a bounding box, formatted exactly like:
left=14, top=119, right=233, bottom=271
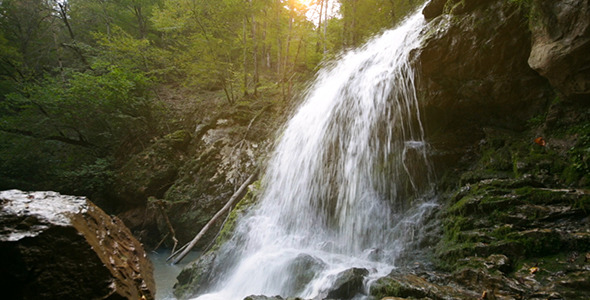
left=0, top=190, right=155, bottom=299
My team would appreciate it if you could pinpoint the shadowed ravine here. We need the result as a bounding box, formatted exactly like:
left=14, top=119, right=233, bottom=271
left=194, top=7, right=438, bottom=300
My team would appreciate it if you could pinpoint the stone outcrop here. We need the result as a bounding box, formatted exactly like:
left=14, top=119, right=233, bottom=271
left=116, top=104, right=275, bottom=250
left=528, top=0, right=590, bottom=98
left=364, top=0, right=590, bottom=299
left=417, top=0, right=551, bottom=174
left=323, top=268, right=369, bottom=299
left=0, top=190, right=155, bottom=299
left=174, top=251, right=218, bottom=299
left=370, top=269, right=478, bottom=299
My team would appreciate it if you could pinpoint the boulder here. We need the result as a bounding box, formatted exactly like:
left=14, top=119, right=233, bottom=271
left=174, top=251, right=217, bottom=299
left=0, top=190, right=155, bottom=299
left=369, top=270, right=477, bottom=300
left=282, top=254, right=327, bottom=296
left=422, top=0, right=446, bottom=20
left=528, top=0, right=590, bottom=98
left=324, top=268, right=369, bottom=300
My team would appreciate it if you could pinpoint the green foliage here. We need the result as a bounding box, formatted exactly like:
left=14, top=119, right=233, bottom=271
left=526, top=112, right=547, bottom=128
left=339, top=0, right=425, bottom=48
left=0, top=0, right=425, bottom=199
left=57, top=158, right=115, bottom=196
left=0, top=62, right=160, bottom=193
left=93, top=26, right=173, bottom=77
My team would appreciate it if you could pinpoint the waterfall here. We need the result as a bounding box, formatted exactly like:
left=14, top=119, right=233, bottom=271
left=195, top=7, right=436, bottom=300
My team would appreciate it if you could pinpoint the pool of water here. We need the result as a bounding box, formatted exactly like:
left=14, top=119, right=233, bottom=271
left=149, top=250, right=201, bottom=300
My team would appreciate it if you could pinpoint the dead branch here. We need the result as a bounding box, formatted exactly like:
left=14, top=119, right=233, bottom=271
left=168, top=168, right=260, bottom=264
left=155, top=200, right=178, bottom=255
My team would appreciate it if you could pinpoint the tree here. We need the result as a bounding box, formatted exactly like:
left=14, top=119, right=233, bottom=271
left=0, top=0, right=60, bottom=77
left=338, top=0, right=422, bottom=48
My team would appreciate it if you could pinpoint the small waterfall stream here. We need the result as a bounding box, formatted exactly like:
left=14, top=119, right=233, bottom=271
left=195, top=8, right=436, bottom=300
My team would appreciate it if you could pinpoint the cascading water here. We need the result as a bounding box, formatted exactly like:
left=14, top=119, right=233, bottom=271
left=195, top=7, right=436, bottom=300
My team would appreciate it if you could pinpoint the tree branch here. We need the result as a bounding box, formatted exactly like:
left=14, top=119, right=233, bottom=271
left=0, top=126, right=96, bottom=148
left=168, top=168, right=260, bottom=264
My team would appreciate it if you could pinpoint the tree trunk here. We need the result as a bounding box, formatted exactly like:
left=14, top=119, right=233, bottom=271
left=317, top=0, right=324, bottom=53
left=251, top=12, right=259, bottom=96
left=243, top=13, right=249, bottom=96
left=324, top=0, right=328, bottom=53
left=132, top=5, right=147, bottom=39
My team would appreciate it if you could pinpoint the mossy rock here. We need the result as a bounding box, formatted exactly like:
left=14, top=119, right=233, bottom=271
left=173, top=251, right=217, bottom=299
left=370, top=275, right=429, bottom=299
left=370, top=271, right=476, bottom=299
left=210, top=181, right=261, bottom=252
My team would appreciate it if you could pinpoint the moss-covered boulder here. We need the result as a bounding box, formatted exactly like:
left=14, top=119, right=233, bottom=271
left=173, top=251, right=218, bottom=299
left=370, top=269, right=477, bottom=299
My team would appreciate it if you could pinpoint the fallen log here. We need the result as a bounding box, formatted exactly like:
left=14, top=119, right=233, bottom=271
left=168, top=168, right=260, bottom=264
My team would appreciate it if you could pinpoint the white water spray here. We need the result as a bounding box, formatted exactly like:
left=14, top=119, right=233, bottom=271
left=195, top=8, right=435, bottom=300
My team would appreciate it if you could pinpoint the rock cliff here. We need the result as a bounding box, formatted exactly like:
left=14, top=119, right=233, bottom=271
left=114, top=97, right=280, bottom=250
left=0, top=190, right=155, bottom=299
left=369, top=0, right=590, bottom=298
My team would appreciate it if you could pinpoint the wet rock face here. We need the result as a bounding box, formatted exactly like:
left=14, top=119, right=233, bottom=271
left=324, top=268, right=369, bottom=299
left=416, top=0, right=551, bottom=173
left=0, top=190, right=155, bottom=300
left=528, top=0, right=590, bottom=98
left=174, top=251, right=217, bottom=299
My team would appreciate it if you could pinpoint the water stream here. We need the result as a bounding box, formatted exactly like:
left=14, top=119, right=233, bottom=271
left=194, top=7, right=435, bottom=300
left=150, top=250, right=201, bottom=300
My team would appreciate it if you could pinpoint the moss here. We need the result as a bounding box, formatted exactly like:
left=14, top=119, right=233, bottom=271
left=116, top=133, right=188, bottom=201
left=163, top=130, right=191, bottom=150
left=573, top=194, right=590, bottom=212
left=526, top=111, right=547, bottom=128
left=210, top=180, right=261, bottom=252
left=490, top=224, right=516, bottom=239
left=505, top=230, right=562, bottom=257
left=514, top=251, right=577, bottom=278
left=435, top=239, right=486, bottom=270
left=370, top=276, right=428, bottom=299
left=513, top=187, right=567, bottom=205
left=561, top=124, right=590, bottom=187
left=164, top=146, right=226, bottom=203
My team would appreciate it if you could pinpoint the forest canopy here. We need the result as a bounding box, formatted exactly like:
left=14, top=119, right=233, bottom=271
left=0, top=0, right=422, bottom=197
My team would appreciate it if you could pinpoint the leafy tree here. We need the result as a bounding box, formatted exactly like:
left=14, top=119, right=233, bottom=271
left=0, top=0, right=60, bottom=77
left=0, top=0, right=423, bottom=197
left=339, top=0, right=422, bottom=48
